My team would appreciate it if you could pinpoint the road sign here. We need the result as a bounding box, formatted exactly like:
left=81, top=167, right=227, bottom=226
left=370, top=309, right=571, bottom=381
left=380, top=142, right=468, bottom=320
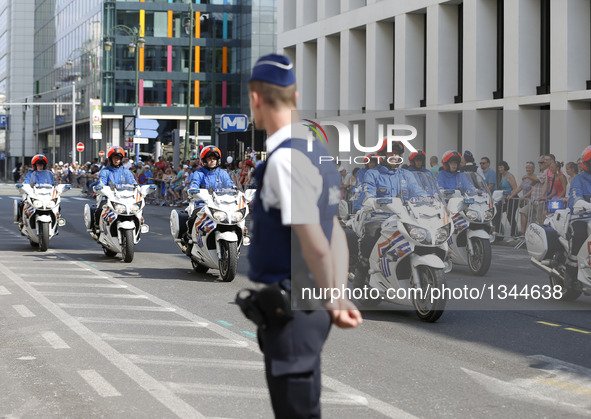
left=135, top=117, right=159, bottom=130
left=76, top=142, right=85, bottom=152
left=133, top=137, right=149, bottom=144
left=0, top=115, right=6, bottom=129
left=220, top=114, right=248, bottom=132
left=135, top=128, right=159, bottom=139
left=98, top=150, right=105, bottom=157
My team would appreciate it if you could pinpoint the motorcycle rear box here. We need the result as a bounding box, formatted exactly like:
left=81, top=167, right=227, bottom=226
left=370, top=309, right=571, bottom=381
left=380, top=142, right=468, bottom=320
left=526, top=223, right=560, bottom=261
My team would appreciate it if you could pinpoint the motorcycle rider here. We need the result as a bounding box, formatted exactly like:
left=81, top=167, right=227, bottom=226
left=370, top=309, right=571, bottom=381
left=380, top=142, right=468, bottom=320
left=436, top=150, right=474, bottom=194
left=92, top=146, right=137, bottom=231
left=184, top=145, right=236, bottom=255
left=18, top=154, right=55, bottom=224
left=188, top=145, right=234, bottom=190
left=408, top=150, right=431, bottom=174
left=354, top=141, right=425, bottom=288
left=567, top=145, right=591, bottom=259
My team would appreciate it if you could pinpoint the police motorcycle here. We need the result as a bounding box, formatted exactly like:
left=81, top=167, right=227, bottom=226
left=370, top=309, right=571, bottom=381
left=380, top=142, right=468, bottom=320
left=83, top=183, right=157, bottom=263
left=170, top=187, right=253, bottom=282
left=525, top=199, right=591, bottom=301
left=442, top=172, right=495, bottom=276
left=14, top=182, right=70, bottom=251
left=347, top=172, right=453, bottom=322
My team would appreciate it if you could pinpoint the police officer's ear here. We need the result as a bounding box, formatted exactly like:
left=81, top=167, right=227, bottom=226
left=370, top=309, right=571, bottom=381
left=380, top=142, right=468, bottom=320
left=249, top=90, right=261, bottom=108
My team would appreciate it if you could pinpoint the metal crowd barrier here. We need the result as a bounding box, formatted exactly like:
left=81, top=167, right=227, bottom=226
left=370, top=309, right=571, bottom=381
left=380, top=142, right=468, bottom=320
left=492, top=195, right=549, bottom=249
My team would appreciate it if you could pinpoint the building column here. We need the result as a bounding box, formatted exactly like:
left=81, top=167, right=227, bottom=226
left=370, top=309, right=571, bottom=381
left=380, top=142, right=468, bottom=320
left=394, top=13, right=424, bottom=109
left=366, top=21, right=393, bottom=111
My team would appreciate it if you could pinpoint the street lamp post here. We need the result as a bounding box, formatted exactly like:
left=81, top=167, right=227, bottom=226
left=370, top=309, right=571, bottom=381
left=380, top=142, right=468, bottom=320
left=21, top=98, right=28, bottom=165
left=67, top=47, right=100, bottom=159
left=104, top=25, right=145, bottom=164
left=183, top=4, right=195, bottom=162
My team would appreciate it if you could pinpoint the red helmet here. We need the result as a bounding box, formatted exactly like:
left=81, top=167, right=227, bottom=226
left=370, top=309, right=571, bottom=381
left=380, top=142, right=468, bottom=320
left=31, top=154, right=48, bottom=169
left=442, top=150, right=461, bottom=172
left=200, top=145, right=222, bottom=168
left=376, top=138, right=405, bottom=157
left=409, top=150, right=426, bottom=167
left=581, top=146, right=591, bottom=173
left=107, top=146, right=125, bottom=166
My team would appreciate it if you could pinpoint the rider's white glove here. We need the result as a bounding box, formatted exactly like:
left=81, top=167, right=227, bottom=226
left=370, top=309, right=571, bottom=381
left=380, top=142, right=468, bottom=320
left=362, top=198, right=377, bottom=210
left=573, top=200, right=591, bottom=214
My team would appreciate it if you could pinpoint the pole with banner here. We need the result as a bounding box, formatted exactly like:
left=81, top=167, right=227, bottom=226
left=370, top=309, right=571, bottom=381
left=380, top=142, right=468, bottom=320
left=90, top=99, right=102, bottom=159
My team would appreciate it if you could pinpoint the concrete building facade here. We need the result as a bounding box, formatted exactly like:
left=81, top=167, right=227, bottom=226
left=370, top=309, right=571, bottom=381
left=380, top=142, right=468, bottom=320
left=278, top=0, right=591, bottom=179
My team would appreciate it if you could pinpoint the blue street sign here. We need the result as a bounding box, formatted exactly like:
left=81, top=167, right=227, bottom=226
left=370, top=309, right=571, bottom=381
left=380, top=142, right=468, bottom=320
left=0, top=152, right=5, bottom=160
left=135, top=117, right=159, bottom=131
left=135, top=128, right=159, bottom=139
left=220, top=114, right=248, bottom=132
left=0, top=115, right=6, bottom=129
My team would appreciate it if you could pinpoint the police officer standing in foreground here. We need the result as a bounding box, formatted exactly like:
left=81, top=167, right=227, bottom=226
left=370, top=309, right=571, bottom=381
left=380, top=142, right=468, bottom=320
left=246, top=54, right=362, bottom=418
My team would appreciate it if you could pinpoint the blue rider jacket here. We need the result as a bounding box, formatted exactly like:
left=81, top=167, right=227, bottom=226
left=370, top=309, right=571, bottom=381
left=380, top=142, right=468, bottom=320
left=436, top=170, right=473, bottom=193
left=24, top=169, right=54, bottom=185
left=408, top=166, right=432, bottom=174
left=569, top=171, right=591, bottom=211
left=189, top=167, right=234, bottom=190
left=362, top=165, right=425, bottom=202
left=98, top=165, right=137, bottom=187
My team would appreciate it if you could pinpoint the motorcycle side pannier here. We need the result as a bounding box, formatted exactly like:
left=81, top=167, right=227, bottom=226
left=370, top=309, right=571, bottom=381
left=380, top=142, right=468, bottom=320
left=526, top=223, right=561, bottom=261
left=170, top=209, right=189, bottom=240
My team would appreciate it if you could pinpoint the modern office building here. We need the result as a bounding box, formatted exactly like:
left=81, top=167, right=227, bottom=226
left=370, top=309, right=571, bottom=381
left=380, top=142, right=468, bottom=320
left=278, top=0, right=591, bottom=179
left=27, top=0, right=276, bottom=167
left=0, top=0, right=36, bottom=174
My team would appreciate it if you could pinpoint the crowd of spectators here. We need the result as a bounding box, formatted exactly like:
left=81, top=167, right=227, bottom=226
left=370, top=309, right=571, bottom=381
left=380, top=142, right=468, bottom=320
left=12, top=148, right=262, bottom=208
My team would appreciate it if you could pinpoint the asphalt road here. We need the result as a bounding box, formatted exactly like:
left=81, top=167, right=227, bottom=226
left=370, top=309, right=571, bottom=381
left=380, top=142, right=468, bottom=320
left=0, top=184, right=590, bottom=418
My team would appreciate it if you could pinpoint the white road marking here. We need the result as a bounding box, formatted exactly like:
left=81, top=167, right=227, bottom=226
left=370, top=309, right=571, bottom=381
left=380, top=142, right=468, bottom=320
left=28, top=282, right=124, bottom=288
left=22, top=274, right=109, bottom=279
left=164, top=382, right=367, bottom=406
left=101, top=333, right=248, bottom=348
left=1, top=252, right=411, bottom=418
left=0, top=261, right=206, bottom=418
left=0, top=285, right=11, bottom=295
left=41, top=331, right=70, bottom=349
left=78, top=370, right=121, bottom=397
left=78, top=317, right=208, bottom=327
left=13, top=305, right=35, bottom=317
left=57, top=303, right=175, bottom=312
left=41, top=291, right=148, bottom=299
left=126, top=354, right=264, bottom=370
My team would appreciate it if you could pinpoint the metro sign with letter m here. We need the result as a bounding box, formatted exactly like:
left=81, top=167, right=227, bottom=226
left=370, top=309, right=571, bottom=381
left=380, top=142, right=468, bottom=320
left=220, top=114, right=248, bottom=132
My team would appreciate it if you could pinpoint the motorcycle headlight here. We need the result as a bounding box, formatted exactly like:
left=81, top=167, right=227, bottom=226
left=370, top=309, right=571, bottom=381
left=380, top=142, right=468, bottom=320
left=46, top=199, right=58, bottom=209
left=32, top=199, right=43, bottom=209
left=130, top=203, right=142, bottom=214
left=484, top=208, right=494, bottom=221
left=465, top=209, right=479, bottom=222
left=231, top=209, right=246, bottom=222
left=113, top=203, right=127, bottom=214
left=435, top=224, right=451, bottom=245
left=213, top=211, right=227, bottom=222
left=408, top=226, right=427, bottom=242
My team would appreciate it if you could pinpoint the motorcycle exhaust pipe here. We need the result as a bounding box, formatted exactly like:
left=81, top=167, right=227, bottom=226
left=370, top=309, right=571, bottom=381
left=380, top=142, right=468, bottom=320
left=530, top=257, right=565, bottom=281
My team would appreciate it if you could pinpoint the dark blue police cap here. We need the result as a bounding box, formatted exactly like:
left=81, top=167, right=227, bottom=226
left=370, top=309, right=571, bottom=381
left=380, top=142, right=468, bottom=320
left=249, top=54, right=295, bottom=87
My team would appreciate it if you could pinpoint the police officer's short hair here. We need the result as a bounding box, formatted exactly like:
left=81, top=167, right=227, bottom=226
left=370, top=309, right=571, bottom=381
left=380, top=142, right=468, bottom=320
left=249, top=80, right=296, bottom=110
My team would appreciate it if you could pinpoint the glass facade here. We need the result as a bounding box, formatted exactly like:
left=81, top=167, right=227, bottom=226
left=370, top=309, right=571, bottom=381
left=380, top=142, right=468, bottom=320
left=102, top=0, right=243, bottom=116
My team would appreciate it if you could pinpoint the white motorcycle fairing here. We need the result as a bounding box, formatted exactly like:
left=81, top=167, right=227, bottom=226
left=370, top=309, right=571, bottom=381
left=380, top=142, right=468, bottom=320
left=15, top=182, right=70, bottom=251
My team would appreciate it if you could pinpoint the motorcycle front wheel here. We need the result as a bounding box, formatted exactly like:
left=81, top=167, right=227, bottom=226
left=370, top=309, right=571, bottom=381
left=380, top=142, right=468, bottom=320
left=467, top=237, right=492, bottom=276
left=38, top=222, right=50, bottom=252
left=121, top=229, right=135, bottom=263
left=219, top=240, right=238, bottom=282
left=412, top=266, right=446, bottom=322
